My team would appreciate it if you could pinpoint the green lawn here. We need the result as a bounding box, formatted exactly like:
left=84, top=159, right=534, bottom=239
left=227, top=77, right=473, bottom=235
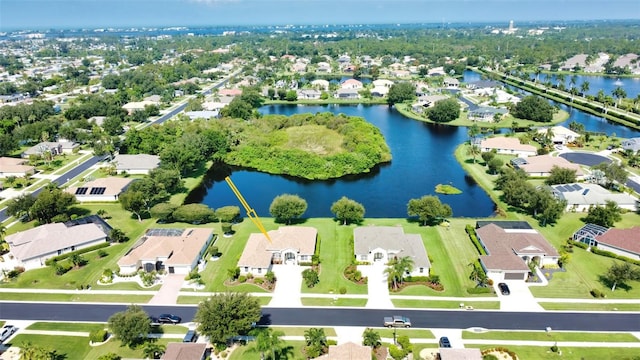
left=539, top=302, right=640, bottom=311
left=300, top=297, right=367, bottom=307
left=377, top=328, right=434, bottom=339
left=176, top=295, right=272, bottom=306
left=463, top=330, right=638, bottom=342
left=269, top=327, right=337, bottom=337
left=26, top=322, right=105, bottom=332
left=228, top=340, right=307, bottom=360
left=392, top=299, right=500, bottom=309
left=0, top=292, right=153, bottom=303
left=473, top=345, right=640, bottom=360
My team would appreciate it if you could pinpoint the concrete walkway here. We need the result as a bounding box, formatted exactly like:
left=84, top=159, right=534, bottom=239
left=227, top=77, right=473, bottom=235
left=497, top=281, right=544, bottom=312
left=268, top=264, right=303, bottom=307
left=147, top=274, right=185, bottom=305
left=360, top=262, right=394, bottom=309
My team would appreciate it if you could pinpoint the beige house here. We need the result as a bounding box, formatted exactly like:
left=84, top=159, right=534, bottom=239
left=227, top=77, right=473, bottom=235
left=479, top=137, right=537, bottom=158
left=354, top=226, right=431, bottom=277
left=511, top=155, right=584, bottom=178
left=476, top=222, right=559, bottom=281
left=118, top=228, right=214, bottom=275
left=314, top=342, right=372, bottom=360
left=237, top=226, right=317, bottom=276
left=122, top=100, right=157, bottom=115
left=537, top=126, right=580, bottom=145
left=162, top=343, right=207, bottom=360
left=0, top=157, right=36, bottom=178
left=112, top=154, right=160, bottom=175
left=5, top=223, right=108, bottom=270
left=66, top=177, right=134, bottom=202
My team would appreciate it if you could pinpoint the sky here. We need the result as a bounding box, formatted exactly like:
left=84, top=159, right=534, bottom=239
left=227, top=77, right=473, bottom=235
left=1, top=0, right=639, bottom=31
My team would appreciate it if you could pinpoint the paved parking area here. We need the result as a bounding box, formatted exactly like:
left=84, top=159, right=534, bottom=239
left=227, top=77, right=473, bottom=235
left=148, top=274, right=184, bottom=305
left=359, top=262, right=393, bottom=309
left=268, top=264, right=302, bottom=307
left=496, top=281, right=543, bottom=312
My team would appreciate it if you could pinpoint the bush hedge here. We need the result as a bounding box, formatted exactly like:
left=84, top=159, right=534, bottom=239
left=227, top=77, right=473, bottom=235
left=45, top=242, right=110, bottom=266
left=467, top=287, right=492, bottom=294
left=465, top=225, right=487, bottom=255
left=89, top=329, right=108, bottom=343
left=570, top=240, right=640, bottom=266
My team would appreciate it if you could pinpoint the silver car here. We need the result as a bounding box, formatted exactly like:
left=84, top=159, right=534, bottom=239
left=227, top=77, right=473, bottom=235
left=0, top=325, right=17, bottom=343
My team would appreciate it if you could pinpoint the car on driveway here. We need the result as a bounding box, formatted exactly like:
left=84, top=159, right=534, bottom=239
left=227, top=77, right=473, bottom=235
left=157, top=314, right=182, bottom=324
left=438, top=336, right=451, bottom=348
left=0, top=325, right=17, bottom=343
left=183, top=329, right=198, bottom=343
left=498, top=282, right=510, bottom=295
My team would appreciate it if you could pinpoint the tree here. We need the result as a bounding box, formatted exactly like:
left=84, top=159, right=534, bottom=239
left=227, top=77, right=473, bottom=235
left=304, top=328, right=327, bottom=358
left=427, top=98, right=460, bottom=123
left=269, top=194, right=308, bottom=224
left=583, top=200, right=622, bottom=227
left=302, top=268, right=319, bottom=288
left=481, top=151, right=496, bottom=164
left=18, top=341, right=51, bottom=360
left=612, top=86, right=627, bottom=108
left=149, top=202, right=178, bottom=222
left=467, top=123, right=480, bottom=143
left=605, top=262, right=640, bottom=291
left=487, top=157, right=503, bottom=174
left=251, top=328, right=285, bottom=360
left=511, top=95, right=555, bottom=122
left=109, top=228, right=129, bottom=243
left=30, top=187, right=76, bottom=224
left=466, top=144, right=481, bottom=163
left=386, top=82, right=415, bottom=106
left=6, top=194, right=35, bottom=221
left=593, top=162, right=628, bottom=187
left=172, top=204, right=216, bottom=224
left=407, top=195, right=452, bottom=226
left=195, top=292, right=262, bottom=345
left=545, top=166, right=577, bottom=185
left=119, top=190, right=146, bottom=221
left=362, top=328, right=381, bottom=348
left=285, top=90, right=297, bottom=101
left=385, top=256, right=414, bottom=290
left=142, top=342, right=166, bottom=359
left=215, top=206, right=241, bottom=223
left=220, top=97, right=254, bottom=120
left=330, top=196, right=365, bottom=225
left=107, top=305, right=151, bottom=348
left=97, top=353, right=122, bottom=360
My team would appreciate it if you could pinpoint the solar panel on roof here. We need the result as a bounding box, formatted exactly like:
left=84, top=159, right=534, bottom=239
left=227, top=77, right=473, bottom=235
left=571, top=184, right=582, bottom=191
left=89, top=187, right=106, bottom=195
left=582, top=189, right=589, bottom=195
left=146, top=228, right=185, bottom=237
left=75, top=187, right=88, bottom=195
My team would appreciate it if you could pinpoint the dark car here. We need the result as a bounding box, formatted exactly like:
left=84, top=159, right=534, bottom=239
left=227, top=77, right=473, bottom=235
left=149, top=316, right=160, bottom=325
left=183, top=330, right=198, bottom=343
left=498, top=282, right=510, bottom=295
left=439, top=336, right=451, bottom=348
left=157, top=314, right=182, bottom=324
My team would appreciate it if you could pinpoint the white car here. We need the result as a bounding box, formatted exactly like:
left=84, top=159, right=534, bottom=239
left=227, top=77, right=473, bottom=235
left=0, top=325, right=17, bottom=343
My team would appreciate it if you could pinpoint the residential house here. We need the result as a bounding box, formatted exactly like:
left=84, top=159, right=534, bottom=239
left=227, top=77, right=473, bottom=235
left=372, top=79, right=394, bottom=88
left=428, top=67, right=446, bottom=76
left=341, top=79, right=363, bottom=90
left=314, top=342, right=371, bottom=360
left=316, top=62, right=332, bottom=73
left=621, top=137, right=640, bottom=153
left=511, top=155, right=584, bottom=178
left=118, top=228, right=215, bottom=275
left=122, top=100, right=158, bottom=115
left=237, top=226, right=317, bottom=276
left=561, top=54, right=588, bottom=71
left=219, top=88, right=242, bottom=97
left=185, top=110, right=220, bottom=120
left=88, top=116, right=106, bottom=127
left=550, top=183, right=639, bottom=212
left=143, top=95, right=162, bottom=104
left=298, top=89, right=322, bottom=100
left=476, top=222, right=559, bottom=281
left=66, top=177, right=134, bottom=202
left=478, top=137, right=537, bottom=157
left=443, top=77, right=460, bottom=88
left=112, top=154, right=161, bottom=175
left=0, top=157, right=36, bottom=178
left=537, top=126, right=580, bottom=145
left=311, top=79, right=330, bottom=91
left=161, top=343, right=208, bottom=360
left=5, top=222, right=109, bottom=269
left=468, top=107, right=508, bottom=122
left=594, top=227, right=640, bottom=261
left=354, top=226, right=431, bottom=277
left=370, top=86, right=389, bottom=97
left=292, top=62, right=307, bottom=73
left=466, top=80, right=500, bottom=90
left=439, top=348, right=483, bottom=360
left=22, top=141, right=78, bottom=158
left=335, top=89, right=360, bottom=99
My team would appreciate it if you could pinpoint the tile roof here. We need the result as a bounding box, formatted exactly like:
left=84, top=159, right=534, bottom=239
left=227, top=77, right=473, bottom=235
left=6, top=223, right=108, bottom=261
left=0, top=157, right=35, bottom=174
left=118, top=228, right=214, bottom=268
left=315, top=342, right=372, bottom=360
left=112, top=154, right=160, bottom=171
left=596, top=227, right=640, bottom=255
left=515, top=155, right=584, bottom=176
left=354, top=226, right=431, bottom=268
left=66, top=177, right=134, bottom=198
left=480, top=137, right=536, bottom=153
left=237, top=226, right=317, bottom=268
left=161, top=343, right=207, bottom=360
left=551, top=183, right=638, bottom=207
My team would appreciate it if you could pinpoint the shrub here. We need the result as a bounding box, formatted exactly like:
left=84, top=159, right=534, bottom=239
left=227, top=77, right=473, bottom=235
left=55, top=263, right=72, bottom=275
left=465, top=225, right=487, bottom=255
left=97, top=249, right=108, bottom=258
left=551, top=345, right=559, bottom=352
left=45, top=242, right=110, bottom=265
left=327, top=339, right=337, bottom=346
left=6, top=266, right=25, bottom=279
left=339, top=287, right=347, bottom=294
left=254, top=278, right=264, bottom=285
left=238, top=275, right=247, bottom=283
left=265, top=271, right=276, bottom=284
left=483, top=355, right=499, bottom=360
left=89, top=329, right=108, bottom=343
left=209, top=246, right=219, bottom=257
left=590, top=288, right=605, bottom=298
left=302, top=268, right=319, bottom=288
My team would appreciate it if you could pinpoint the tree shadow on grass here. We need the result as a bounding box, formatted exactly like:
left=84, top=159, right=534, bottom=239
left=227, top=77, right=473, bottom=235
left=598, top=275, right=633, bottom=292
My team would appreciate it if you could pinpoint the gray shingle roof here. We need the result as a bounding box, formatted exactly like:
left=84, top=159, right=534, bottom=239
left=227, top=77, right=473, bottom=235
left=354, top=226, right=431, bottom=268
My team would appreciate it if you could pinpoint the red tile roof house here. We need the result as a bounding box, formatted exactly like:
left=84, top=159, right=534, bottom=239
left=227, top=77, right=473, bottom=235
left=118, top=228, right=214, bottom=275
left=354, top=226, right=431, bottom=277
left=237, top=226, right=317, bottom=276
left=595, top=227, right=640, bottom=261
left=476, top=223, right=559, bottom=281
left=5, top=223, right=108, bottom=270
left=0, top=157, right=36, bottom=178
left=66, top=177, right=134, bottom=202
left=479, top=136, right=537, bottom=158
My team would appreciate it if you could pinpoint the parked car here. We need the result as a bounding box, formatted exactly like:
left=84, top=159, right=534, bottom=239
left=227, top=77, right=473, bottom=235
left=498, top=282, right=510, bottom=295
left=439, top=336, right=451, bottom=348
left=0, top=325, right=17, bottom=343
left=157, top=314, right=182, bottom=324
left=149, top=316, right=160, bottom=325
left=183, top=330, right=198, bottom=343
left=383, top=316, right=411, bottom=328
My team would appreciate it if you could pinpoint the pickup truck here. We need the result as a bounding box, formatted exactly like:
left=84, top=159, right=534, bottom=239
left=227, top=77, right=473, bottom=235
left=383, top=316, right=411, bottom=328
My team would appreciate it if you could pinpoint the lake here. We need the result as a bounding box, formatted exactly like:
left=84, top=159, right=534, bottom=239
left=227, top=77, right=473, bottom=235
left=188, top=73, right=640, bottom=219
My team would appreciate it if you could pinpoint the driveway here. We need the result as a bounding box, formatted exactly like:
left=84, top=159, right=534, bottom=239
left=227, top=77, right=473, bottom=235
left=268, top=264, right=302, bottom=307
left=359, top=262, right=393, bottom=309
left=148, top=274, right=184, bottom=305
left=496, top=281, right=543, bottom=312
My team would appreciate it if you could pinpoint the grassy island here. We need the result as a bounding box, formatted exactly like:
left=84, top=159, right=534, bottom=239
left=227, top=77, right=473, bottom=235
left=435, top=184, right=462, bottom=195
left=223, top=112, right=392, bottom=180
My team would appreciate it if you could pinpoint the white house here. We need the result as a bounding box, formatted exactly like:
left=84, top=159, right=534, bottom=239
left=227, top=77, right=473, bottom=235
left=118, top=228, right=214, bottom=275
left=550, top=183, right=639, bottom=212
left=621, top=137, right=640, bottom=152
left=479, top=136, right=537, bottom=158
left=0, top=157, right=36, bottom=178
left=353, top=226, right=431, bottom=277
left=537, top=126, right=580, bottom=145
left=112, top=154, right=160, bottom=175
left=66, top=177, right=134, bottom=202
left=311, top=79, right=330, bottom=91
left=237, top=226, right=317, bottom=276
left=5, top=223, right=108, bottom=270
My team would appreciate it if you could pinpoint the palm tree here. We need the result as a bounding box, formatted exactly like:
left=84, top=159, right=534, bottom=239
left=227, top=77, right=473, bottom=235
left=384, top=262, right=403, bottom=291
left=612, top=86, right=627, bottom=108
left=142, top=342, right=165, bottom=359
left=252, top=328, right=285, bottom=360
left=555, top=73, right=565, bottom=88
left=362, top=328, right=381, bottom=348
left=534, top=68, right=542, bottom=83
left=634, top=94, right=640, bottom=111
left=580, top=81, right=590, bottom=97
left=304, top=328, right=327, bottom=357
left=570, top=75, right=578, bottom=91
left=466, top=144, right=481, bottom=164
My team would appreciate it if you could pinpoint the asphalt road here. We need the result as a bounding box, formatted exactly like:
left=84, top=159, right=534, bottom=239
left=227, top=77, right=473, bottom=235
left=0, top=155, right=105, bottom=223
left=1, top=303, right=639, bottom=332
